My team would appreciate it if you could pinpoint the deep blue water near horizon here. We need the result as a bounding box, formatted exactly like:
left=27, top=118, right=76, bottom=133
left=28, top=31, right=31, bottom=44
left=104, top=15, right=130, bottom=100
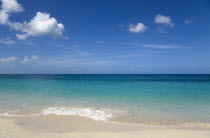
left=0, top=74, right=210, bottom=127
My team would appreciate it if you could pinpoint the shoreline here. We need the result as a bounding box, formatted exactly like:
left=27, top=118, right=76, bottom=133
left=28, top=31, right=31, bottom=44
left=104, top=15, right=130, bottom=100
left=1, top=113, right=210, bottom=129
left=0, top=116, right=210, bottom=138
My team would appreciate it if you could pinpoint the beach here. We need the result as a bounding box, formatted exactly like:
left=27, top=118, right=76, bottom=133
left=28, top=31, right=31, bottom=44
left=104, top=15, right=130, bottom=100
left=1, top=0, right=209, bottom=137
left=0, top=116, right=210, bottom=138
left=0, top=74, right=210, bottom=137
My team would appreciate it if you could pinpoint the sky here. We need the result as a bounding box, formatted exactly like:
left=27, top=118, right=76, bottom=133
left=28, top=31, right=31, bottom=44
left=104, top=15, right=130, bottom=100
left=0, top=0, right=210, bottom=74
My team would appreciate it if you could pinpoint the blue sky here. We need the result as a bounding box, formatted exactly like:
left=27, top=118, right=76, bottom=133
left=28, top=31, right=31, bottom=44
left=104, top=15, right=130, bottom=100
left=0, top=0, right=210, bottom=74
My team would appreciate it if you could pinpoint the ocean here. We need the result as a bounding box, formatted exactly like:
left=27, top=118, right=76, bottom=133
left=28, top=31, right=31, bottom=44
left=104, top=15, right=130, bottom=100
left=0, top=74, right=210, bottom=128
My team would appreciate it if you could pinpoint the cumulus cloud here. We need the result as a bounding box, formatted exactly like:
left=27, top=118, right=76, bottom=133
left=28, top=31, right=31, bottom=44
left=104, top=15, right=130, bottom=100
left=0, top=0, right=67, bottom=40
left=0, top=37, right=15, bottom=45
left=128, top=23, right=147, bottom=33
left=0, top=56, right=18, bottom=63
left=0, top=0, right=23, bottom=24
left=14, top=12, right=67, bottom=40
left=154, top=14, right=174, bottom=27
left=21, top=55, right=39, bottom=64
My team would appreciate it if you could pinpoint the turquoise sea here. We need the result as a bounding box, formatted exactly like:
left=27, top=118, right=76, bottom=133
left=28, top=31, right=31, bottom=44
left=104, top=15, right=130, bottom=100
left=0, top=74, right=210, bottom=127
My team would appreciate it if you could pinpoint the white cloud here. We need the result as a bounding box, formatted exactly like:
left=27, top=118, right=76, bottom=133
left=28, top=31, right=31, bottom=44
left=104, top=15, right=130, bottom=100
left=14, top=12, right=67, bottom=40
left=128, top=23, right=147, bottom=33
left=20, top=56, right=29, bottom=63
left=0, top=56, right=18, bottom=63
left=0, top=37, right=15, bottom=45
left=0, top=0, right=67, bottom=40
left=154, top=14, right=174, bottom=27
left=142, top=44, right=192, bottom=49
left=0, top=0, right=23, bottom=24
left=0, top=55, right=39, bottom=64
left=21, top=55, right=39, bottom=64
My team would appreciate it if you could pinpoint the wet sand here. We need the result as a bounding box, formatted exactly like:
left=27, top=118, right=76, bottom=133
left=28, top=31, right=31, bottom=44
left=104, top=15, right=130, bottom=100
left=0, top=116, right=209, bottom=138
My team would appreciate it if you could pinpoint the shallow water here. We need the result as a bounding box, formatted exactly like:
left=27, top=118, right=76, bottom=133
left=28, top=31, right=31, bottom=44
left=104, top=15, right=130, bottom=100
left=0, top=74, right=210, bottom=127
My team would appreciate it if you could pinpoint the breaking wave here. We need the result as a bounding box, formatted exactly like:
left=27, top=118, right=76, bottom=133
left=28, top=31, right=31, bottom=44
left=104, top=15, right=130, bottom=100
left=42, top=107, right=120, bottom=121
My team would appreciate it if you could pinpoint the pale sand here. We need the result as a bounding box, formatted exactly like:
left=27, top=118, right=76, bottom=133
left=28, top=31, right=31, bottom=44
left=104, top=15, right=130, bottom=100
left=0, top=116, right=209, bottom=138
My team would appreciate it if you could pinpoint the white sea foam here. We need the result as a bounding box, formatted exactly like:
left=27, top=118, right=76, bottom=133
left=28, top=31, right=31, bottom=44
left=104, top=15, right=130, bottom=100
left=1, top=108, right=210, bottom=128
left=0, top=112, right=12, bottom=116
left=42, top=107, right=116, bottom=121
left=0, top=110, right=25, bottom=117
left=0, top=113, right=25, bottom=117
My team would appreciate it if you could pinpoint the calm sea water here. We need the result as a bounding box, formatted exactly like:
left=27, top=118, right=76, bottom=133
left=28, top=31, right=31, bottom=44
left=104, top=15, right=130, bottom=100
left=0, top=74, right=210, bottom=127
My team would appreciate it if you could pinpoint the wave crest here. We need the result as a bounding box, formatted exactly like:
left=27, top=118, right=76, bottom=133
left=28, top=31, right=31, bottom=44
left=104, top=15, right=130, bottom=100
left=42, top=107, right=115, bottom=121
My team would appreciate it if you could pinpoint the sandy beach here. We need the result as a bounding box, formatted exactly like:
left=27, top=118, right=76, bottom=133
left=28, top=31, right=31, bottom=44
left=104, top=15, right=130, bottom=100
left=0, top=0, right=210, bottom=137
left=0, top=116, right=209, bottom=138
